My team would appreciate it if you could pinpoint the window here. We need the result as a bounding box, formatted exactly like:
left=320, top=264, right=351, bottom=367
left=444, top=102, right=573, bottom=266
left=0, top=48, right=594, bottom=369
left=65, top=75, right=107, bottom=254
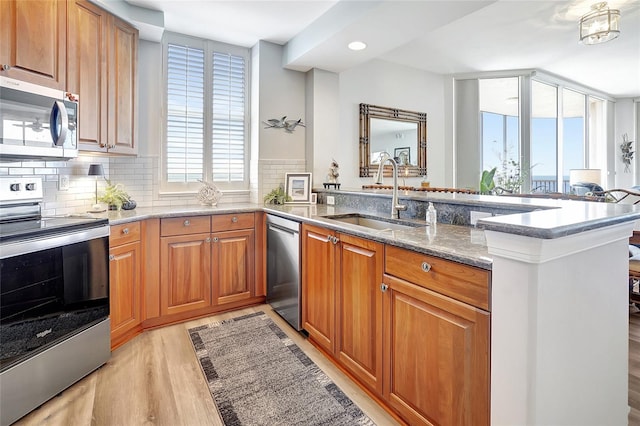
left=163, top=33, right=249, bottom=192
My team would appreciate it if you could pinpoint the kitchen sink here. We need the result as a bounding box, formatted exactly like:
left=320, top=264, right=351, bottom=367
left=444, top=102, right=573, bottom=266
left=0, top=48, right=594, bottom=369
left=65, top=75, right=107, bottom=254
left=321, top=213, right=427, bottom=232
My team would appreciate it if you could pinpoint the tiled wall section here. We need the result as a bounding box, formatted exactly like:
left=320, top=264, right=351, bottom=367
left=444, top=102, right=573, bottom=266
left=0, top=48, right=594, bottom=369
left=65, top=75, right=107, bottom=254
left=0, top=154, right=282, bottom=215
left=257, top=159, right=307, bottom=203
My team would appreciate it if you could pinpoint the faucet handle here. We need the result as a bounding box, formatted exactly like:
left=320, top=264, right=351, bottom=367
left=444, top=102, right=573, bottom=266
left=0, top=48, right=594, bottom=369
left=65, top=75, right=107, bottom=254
left=396, top=204, right=408, bottom=211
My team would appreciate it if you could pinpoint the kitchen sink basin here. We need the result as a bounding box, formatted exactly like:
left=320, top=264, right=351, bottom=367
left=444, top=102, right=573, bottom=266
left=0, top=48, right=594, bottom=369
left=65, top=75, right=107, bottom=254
left=321, top=213, right=426, bottom=232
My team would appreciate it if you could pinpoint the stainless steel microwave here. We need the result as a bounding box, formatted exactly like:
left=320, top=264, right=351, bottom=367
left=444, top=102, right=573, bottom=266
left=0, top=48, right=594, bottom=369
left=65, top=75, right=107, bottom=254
left=0, top=76, right=78, bottom=161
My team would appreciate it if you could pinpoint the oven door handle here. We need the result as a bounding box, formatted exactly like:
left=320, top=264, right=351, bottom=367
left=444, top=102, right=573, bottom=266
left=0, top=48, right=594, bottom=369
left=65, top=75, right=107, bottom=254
left=50, top=100, right=69, bottom=147
left=0, top=226, right=109, bottom=259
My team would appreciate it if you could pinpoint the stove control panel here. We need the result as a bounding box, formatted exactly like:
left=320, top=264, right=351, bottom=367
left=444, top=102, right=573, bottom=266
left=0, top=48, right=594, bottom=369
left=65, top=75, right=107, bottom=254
left=0, top=177, right=44, bottom=203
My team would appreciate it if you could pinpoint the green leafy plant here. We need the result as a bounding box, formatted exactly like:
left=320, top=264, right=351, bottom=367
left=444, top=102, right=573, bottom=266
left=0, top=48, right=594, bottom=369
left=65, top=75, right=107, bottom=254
left=98, top=179, right=131, bottom=210
left=263, top=185, right=292, bottom=205
left=479, top=167, right=497, bottom=194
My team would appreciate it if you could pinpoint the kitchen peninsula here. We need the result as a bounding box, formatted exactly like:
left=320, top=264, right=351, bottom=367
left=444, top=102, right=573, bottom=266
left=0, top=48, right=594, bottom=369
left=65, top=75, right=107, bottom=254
left=100, top=188, right=640, bottom=425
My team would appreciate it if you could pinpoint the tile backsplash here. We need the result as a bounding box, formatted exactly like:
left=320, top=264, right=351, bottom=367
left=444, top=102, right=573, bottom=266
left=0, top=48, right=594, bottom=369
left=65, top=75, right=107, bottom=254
left=1, top=155, right=305, bottom=215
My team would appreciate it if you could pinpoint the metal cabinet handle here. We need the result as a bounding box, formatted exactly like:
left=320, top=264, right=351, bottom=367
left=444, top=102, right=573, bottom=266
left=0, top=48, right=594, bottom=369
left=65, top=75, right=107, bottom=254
left=184, top=220, right=190, bottom=226
left=381, top=283, right=388, bottom=292
left=122, top=228, right=129, bottom=235
left=421, top=261, right=432, bottom=272
left=205, top=237, right=211, bottom=243
left=328, top=235, right=339, bottom=245
left=333, top=236, right=340, bottom=245
left=213, top=237, right=219, bottom=243
left=232, top=216, right=238, bottom=223
left=1, top=64, right=10, bottom=71
left=109, top=254, right=115, bottom=261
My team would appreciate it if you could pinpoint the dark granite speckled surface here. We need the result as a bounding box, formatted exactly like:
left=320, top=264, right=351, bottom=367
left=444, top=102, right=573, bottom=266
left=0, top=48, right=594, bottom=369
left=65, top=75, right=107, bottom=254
left=85, top=187, right=640, bottom=271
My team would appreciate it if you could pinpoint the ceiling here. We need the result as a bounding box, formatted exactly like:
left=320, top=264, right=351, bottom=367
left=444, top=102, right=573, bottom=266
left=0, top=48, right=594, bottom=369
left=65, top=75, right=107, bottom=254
left=124, top=0, right=640, bottom=98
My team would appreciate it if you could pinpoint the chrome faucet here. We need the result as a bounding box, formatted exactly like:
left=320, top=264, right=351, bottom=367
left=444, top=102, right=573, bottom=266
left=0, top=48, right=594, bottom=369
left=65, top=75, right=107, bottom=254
left=374, top=152, right=407, bottom=219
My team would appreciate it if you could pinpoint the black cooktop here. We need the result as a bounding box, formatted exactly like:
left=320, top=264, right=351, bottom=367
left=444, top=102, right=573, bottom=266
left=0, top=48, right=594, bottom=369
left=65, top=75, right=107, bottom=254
left=0, top=216, right=109, bottom=243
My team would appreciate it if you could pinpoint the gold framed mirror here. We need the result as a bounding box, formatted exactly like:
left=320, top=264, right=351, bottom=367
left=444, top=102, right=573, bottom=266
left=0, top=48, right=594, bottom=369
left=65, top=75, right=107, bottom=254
left=359, top=103, right=427, bottom=177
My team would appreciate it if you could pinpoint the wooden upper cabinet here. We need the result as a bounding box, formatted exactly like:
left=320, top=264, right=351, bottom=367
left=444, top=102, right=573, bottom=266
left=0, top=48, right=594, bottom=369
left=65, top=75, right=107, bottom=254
left=335, top=233, right=384, bottom=396
left=66, top=2, right=137, bottom=155
left=108, top=15, right=137, bottom=154
left=67, top=0, right=108, bottom=150
left=0, top=0, right=67, bottom=89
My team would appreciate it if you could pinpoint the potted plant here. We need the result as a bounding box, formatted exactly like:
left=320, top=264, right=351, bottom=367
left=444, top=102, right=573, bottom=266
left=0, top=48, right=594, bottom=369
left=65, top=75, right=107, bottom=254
left=263, top=185, right=292, bottom=205
left=98, top=180, right=132, bottom=210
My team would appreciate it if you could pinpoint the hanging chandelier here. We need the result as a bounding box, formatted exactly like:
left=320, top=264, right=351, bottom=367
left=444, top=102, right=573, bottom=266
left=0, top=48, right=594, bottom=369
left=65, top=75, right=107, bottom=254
left=579, top=2, right=621, bottom=45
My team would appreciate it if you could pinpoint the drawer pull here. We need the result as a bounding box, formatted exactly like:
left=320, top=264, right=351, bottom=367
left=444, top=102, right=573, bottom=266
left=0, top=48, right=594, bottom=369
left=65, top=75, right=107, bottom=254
left=232, top=216, right=238, bottom=223
left=184, top=220, right=190, bottom=226
left=380, top=283, right=388, bottom=292
left=122, top=228, right=129, bottom=235
left=213, top=237, right=219, bottom=243
left=109, top=254, right=115, bottom=261
left=421, top=262, right=432, bottom=272
left=205, top=237, right=211, bottom=243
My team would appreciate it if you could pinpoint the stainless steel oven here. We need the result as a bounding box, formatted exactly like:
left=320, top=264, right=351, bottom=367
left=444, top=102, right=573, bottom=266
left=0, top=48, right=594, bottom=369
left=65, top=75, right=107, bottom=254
left=0, top=177, right=110, bottom=426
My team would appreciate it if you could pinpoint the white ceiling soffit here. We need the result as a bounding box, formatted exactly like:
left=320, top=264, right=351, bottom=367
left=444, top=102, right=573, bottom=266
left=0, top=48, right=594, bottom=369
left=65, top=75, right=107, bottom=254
left=283, top=1, right=496, bottom=73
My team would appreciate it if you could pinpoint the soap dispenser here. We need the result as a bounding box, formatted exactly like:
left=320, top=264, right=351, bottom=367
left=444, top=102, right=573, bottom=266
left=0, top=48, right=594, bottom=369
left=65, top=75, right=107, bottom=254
left=426, top=202, right=437, bottom=225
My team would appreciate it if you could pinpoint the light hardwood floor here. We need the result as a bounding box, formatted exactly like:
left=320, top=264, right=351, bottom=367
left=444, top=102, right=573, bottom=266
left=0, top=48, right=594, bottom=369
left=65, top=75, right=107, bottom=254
left=14, top=305, right=400, bottom=426
left=14, top=306, right=640, bottom=426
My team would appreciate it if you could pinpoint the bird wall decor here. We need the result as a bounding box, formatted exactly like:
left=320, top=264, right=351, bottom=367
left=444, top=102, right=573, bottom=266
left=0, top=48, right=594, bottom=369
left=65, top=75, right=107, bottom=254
left=263, top=116, right=305, bottom=133
left=621, top=133, right=635, bottom=173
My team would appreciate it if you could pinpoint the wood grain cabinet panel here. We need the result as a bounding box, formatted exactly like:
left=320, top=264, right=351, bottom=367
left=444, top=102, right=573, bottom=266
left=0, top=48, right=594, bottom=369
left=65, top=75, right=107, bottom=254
left=212, top=229, right=254, bottom=306
left=301, top=223, right=336, bottom=354
left=0, top=0, right=66, bottom=89
left=67, top=0, right=108, bottom=149
left=109, top=221, right=142, bottom=350
left=382, top=274, right=490, bottom=426
left=160, top=233, right=212, bottom=316
left=336, top=233, right=384, bottom=395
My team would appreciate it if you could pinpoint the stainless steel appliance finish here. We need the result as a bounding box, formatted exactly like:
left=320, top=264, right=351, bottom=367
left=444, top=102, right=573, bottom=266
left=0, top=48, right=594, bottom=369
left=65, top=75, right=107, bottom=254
left=266, top=214, right=302, bottom=330
left=0, top=177, right=110, bottom=426
left=0, top=76, right=78, bottom=160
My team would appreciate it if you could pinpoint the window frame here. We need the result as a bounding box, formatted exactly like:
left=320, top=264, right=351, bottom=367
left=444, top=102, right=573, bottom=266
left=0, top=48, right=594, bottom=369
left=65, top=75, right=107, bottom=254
left=161, top=32, right=251, bottom=193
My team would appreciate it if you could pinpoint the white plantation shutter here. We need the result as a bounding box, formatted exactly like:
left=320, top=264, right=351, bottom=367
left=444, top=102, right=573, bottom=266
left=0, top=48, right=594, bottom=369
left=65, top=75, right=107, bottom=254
left=166, top=44, right=205, bottom=183
left=212, top=52, right=245, bottom=182
left=163, top=34, right=249, bottom=191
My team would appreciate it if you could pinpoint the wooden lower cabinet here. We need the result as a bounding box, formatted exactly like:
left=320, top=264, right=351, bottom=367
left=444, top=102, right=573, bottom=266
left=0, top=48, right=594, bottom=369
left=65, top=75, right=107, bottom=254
left=336, top=233, right=384, bottom=395
left=302, top=224, right=384, bottom=394
left=212, top=228, right=255, bottom=306
left=382, top=274, right=490, bottom=426
left=109, top=222, right=142, bottom=349
left=302, top=224, right=337, bottom=354
left=160, top=232, right=212, bottom=316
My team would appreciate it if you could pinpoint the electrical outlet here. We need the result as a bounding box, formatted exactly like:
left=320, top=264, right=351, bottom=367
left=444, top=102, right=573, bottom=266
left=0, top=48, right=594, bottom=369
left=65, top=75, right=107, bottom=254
left=470, top=211, right=492, bottom=226
left=58, top=175, right=70, bottom=191
left=326, top=195, right=335, bottom=205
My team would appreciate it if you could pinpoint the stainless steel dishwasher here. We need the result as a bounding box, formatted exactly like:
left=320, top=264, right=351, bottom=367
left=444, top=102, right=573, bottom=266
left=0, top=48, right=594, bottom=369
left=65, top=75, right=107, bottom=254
left=266, top=214, right=302, bottom=330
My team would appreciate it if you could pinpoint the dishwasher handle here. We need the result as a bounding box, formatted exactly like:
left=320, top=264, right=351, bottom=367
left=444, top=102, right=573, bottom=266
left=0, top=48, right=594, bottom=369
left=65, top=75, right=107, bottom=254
left=267, top=222, right=299, bottom=237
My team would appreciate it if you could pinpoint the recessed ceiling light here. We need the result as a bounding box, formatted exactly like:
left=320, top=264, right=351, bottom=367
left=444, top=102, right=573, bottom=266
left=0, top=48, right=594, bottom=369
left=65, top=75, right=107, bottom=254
left=348, top=41, right=367, bottom=51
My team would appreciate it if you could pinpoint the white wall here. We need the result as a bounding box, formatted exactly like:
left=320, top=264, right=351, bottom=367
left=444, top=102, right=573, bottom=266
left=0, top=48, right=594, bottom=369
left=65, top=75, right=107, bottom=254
left=335, top=59, right=447, bottom=189
left=614, top=98, right=637, bottom=188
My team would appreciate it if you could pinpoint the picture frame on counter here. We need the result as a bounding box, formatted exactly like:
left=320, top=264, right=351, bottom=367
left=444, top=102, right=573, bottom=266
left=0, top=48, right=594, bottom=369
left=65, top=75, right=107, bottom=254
left=285, top=172, right=312, bottom=204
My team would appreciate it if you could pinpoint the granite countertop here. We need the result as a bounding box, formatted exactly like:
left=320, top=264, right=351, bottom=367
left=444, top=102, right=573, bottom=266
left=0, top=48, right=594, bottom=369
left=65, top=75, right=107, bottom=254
left=87, top=189, right=640, bottom=271
left=89, top=202, right=492, bottom=270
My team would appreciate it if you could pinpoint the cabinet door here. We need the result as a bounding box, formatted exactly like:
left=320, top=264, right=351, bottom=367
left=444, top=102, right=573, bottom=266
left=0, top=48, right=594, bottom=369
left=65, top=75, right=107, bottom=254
left=383, top=274, right=490, bottom=426
left=160, top=233, right=211, bottom=316
left=336, top=233, right=384, bottom=395
left=107, top=15, right=137, bottom=154
left=109, top=240, right=141, bottom=347
left=68, top=0, right=108, bottom=151
left=212, top=229, right=254, bottom=306
left=0, top=0, right=66, bottom=89
left=301, top=224, right=336, bottom=354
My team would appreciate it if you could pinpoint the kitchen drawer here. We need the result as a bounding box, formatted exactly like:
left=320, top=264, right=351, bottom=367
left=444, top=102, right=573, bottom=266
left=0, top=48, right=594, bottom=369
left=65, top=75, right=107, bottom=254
left=161, top=216, right=211, bottom=237
left=211, top=213, right=254, bottom=232
left=110, top=221, right=141, bottom=247
left=385, top=245, right=490, bottom=311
